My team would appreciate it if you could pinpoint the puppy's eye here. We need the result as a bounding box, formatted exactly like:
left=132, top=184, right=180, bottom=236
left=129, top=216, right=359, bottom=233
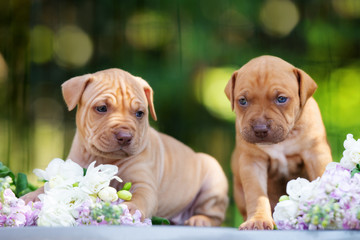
left=96, top=105, right=107, bottom=113
left=135, top=111, right=144, bottom=119
left=238, top=97, right=248, bottom=106
left=276, top=96, right=288, bottom=104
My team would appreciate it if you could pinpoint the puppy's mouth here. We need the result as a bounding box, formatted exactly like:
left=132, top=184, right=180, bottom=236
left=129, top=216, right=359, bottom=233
left=241, top=125, right=287, bottom=144
left=90, top=144, right=132, bottom=158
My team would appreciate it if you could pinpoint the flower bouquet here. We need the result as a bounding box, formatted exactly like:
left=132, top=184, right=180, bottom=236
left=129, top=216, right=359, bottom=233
left=273, top=134, right=360, bottom=230
left=0, top=158, right=156, bottom=227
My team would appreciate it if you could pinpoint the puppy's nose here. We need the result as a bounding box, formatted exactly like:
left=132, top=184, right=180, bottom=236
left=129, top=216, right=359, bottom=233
left=116, top=131, right=133, bottom=146
left=253, top=124, right=269, bottom=138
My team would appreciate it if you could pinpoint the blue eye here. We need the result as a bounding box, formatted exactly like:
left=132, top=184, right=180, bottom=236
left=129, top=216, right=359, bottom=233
left=238, top=98, right=248, bottom=106
left=96, top=105, right=107, bottom=113
left=136, top=111, right=144, bottom=119
left=276, top=96, right=288, bottom=104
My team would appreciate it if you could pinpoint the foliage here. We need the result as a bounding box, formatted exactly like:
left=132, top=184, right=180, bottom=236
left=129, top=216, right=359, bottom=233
left=0, top=162, right=37, bottom=197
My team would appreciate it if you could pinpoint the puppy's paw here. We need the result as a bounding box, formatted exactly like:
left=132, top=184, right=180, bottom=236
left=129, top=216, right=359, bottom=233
left=123, top=202, right=145, bottom=221
left=184, top=215, right=212, bottom=227
left=20, top=188, right=43, bottom=204
left=239, top=216, right=274, bottom=230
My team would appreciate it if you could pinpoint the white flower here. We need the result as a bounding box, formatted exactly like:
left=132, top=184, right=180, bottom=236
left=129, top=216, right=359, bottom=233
left=0, top=176, right=13, bottom=191
left=98, top=186, right=118, bottom=202
left=37, top=197, right=76, bottom=227
left=33, top=158, right=84, bottom=191
left=34, top=159, right=126, bottom=226
left=47, top=187, right=91, bottom=218
left=325, top=162, right=340, bottom=171
left=79, top=161, right=122, bottom=195
left=33, top=158, right=62, bottom=180
left=340, top=134, right=360, bottom=170
left=37, top=206, right=76, bottom=227
left=273, top=199, right=298, bottom=222
left=286, top=177, right=315, bottom=202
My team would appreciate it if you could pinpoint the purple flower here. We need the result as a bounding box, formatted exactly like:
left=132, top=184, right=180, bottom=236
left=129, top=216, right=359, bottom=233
left=0, top=189, right=40, bottom=227
left=274, top=161, right=360, bottom=230
left=74, top=198, right=151, bottom=226
left=0, top=159, right=152, bottom=228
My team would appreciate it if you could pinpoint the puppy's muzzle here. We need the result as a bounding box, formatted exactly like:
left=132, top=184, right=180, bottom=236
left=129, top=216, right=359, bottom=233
left=252, top=124, right=269, bottom=139
left=115, top=130, right=133, bottom=146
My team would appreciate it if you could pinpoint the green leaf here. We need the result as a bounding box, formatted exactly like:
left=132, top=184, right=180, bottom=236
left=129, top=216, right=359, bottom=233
left=83, top=168, right=87, bottom=176
left=351, top=168, right=360, bottom=177
left=18, top=188, right=32, bottom=197
left=0, top=162, right=37, bottom=197
left=15, top=173, right=29, bottom=197
left=151, top=216, right=170, bottom=225
left=28, top=183, right=38, bottom=191
left=0, top=162, right=16, bottom=182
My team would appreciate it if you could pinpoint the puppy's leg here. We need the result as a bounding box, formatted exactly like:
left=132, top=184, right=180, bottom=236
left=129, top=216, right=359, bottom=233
left=184, top=153, right=229, bottom=227
left=233, top=176, right=247, bottom=220
left=21, top=186, right=44, bottom=203
left=115, top=167, right=159, bottom=220
left=303, top=139, right=332, bottom=180
left=237, top=153, right=274, bottom=230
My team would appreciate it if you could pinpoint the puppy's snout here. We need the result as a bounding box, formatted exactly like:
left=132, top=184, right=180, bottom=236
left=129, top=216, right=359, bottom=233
left=253, top=124, right=269, bottom=138
left=116, top=131, right=133, bottom=146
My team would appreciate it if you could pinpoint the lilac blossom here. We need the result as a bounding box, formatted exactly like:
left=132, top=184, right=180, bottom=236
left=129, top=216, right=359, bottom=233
left=75, top=198, right=151, bottom=226
left=273, top=134, right=360, bottom=230
left=0, top=189, right=41, bottom=227
left=0, top=159, right=152, bottom=227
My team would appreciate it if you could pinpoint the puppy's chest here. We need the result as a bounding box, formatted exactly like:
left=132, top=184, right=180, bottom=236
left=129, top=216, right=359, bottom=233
left=257, top=138, right=304, bottom=178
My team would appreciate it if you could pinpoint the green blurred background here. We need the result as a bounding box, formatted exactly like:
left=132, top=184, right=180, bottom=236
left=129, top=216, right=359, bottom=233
left=1, top=0, right=360, bottom=227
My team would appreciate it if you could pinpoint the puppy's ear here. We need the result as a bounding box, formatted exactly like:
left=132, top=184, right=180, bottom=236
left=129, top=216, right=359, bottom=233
left=224, top=71, right=238, bottom=111
left=136, top=77, right=157, bottom=121
left=61, top=74, right=92, bottom=111
left=294, top=68, right=318, bottom=108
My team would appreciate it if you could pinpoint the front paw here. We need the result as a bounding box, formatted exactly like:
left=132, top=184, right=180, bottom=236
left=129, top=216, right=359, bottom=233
left=20, top=188, right=43, bottom=204
left=185, top=215, right=212, bottom=227
left=123, top=202, right=145, bottom=221
left=239, top=216, right=274, bottom=230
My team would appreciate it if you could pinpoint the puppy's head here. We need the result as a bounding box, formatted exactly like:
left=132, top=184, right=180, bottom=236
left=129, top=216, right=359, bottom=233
left=62, top=68, right=157, bottom=159
left=225, top=55, right=317, bottom=144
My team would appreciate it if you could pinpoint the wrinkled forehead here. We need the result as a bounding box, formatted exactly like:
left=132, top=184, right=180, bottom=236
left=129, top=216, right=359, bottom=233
left=235, top=58, right=298, bottom=92
left=81, top=70, right=146, bottom=107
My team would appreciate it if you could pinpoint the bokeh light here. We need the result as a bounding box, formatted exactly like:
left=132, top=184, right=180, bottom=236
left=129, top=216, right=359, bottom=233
left=30, top=25, right=54, bottom=64
left=332, top=0, right=360, bottom=18
left=125, top=11, right=175, bottom=50
left=259, top=0, right=300, bottom=37
left=0, top=52, right=8, bottom=83
left=322, top=66, right=360, bottom=128
left=54, top=25, right=93, bottom=68
left=30, top=98, right=65, bottom=184
left=195, top=67, right=237, bottom=122
left=306, top=22, right=351, bottom=60
left=218, top=10, right=254, bottom=44
left=32, top=98, right=64, bottom=124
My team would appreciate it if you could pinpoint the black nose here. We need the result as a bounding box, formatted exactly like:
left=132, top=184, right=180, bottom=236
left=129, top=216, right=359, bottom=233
left=116, top=131, right=133, bottom=146
left=253, top=124, right=269, bottom=138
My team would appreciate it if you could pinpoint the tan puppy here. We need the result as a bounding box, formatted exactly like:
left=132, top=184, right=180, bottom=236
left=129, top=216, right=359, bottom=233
left=225, top=56, right=332, bottom=230
left=25, top=68, right=228, bottom=226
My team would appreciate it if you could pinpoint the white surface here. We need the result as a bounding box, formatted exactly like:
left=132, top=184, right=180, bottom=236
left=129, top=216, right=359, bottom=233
left=1, top=226, right=360, bottom=240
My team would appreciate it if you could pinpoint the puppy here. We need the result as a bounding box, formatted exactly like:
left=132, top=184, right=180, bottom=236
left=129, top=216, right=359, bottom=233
left=225, top=56, right=332, bottom=230
left=25, top=69, right=228, bottom=226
